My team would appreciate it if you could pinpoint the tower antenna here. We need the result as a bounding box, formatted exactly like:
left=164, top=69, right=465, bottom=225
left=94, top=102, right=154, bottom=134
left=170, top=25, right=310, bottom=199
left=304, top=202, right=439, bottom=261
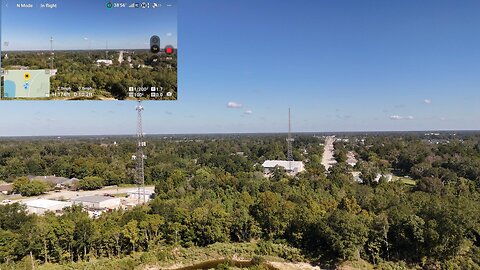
left=132, top=101, right=146, bottom=204
left=50, top=37, right=54, bottom=70
left=286, top=108, right=294, bottom=171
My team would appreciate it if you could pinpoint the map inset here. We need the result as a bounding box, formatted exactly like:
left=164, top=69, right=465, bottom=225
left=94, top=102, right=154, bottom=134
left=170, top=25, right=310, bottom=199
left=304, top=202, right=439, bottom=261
left=0, top=0, right=177, bottom=100
left=3, top=70, right=51, bottom=98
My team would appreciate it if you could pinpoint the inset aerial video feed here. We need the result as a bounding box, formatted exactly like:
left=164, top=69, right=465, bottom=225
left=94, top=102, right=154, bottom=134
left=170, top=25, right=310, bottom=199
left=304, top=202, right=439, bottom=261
left=0, top=0, right=177, bottom=100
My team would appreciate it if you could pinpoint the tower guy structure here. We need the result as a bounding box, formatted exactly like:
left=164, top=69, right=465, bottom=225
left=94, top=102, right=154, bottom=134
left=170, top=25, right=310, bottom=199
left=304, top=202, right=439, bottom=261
left=106, top=40, right=109, bottom=59
left=50, top=37, right=54, bottom=70
left=286, top=108, right=294, bottom=171
left=132, top=101, right=146, bottom=204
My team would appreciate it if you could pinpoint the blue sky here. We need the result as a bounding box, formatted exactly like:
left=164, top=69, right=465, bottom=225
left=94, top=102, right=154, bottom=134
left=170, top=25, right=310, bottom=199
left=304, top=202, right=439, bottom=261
left=1, top=0, right=479, bottom=136
left=1, top=0, right=177, bottom=50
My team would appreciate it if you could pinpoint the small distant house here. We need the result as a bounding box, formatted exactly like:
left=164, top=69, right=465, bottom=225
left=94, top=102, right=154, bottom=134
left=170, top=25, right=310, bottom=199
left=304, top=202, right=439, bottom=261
left=375, top=173, right=393, bottom=182
left=100, top=141, right=118, bottom=147
left=352, top=171, right=362, bottom=182
left=28, top=176, right=78, bottom=189
left=352, top=172, right=393, bottom=183
left=0, top=184, right=13, bottom=195
left=346, top=151, right=358, bottom=167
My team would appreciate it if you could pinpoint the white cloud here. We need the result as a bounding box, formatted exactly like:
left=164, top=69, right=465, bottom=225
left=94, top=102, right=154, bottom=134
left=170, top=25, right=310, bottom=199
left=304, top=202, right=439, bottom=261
left=227, top=101, right=242, bottom=108
left=390, top=115, right=402, bottom=120
left=390, top=115, right=414, bottom=120
left=424, top=99, right=432, bottom=104
left=166, top=32, right=173, bottom=37
left=244, top=110, right=253, bottom=115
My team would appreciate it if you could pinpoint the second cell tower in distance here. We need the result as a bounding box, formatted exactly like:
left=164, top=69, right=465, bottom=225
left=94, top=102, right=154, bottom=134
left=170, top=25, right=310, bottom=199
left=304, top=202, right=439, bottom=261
left=260, top=108, right=306, bottom=176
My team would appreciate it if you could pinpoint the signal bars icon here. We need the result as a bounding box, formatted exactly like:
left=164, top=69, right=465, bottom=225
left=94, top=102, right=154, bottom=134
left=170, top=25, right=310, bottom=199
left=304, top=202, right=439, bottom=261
left=128, top=2, right=160, bottom=8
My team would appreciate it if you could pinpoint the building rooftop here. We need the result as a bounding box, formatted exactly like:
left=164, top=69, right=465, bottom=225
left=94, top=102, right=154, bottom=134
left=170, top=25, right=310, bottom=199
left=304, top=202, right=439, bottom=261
left=262, top=160, right=304, bottom=169
left=24, top=199, right=71, bottom=209
left=96, top=60, right=113, bottom=65
left=0, top=184, right=13, bottom=192
left=71, top=195, right=118, bottom=203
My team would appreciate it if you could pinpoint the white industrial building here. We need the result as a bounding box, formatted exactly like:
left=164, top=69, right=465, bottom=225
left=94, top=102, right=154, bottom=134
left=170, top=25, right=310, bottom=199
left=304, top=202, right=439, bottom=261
left=127, top=189, right=154, bottom=201
left=70, top=195, right=121, bottom=210
left=262, top=160, right=305, bottom=175
left=24, top=199, right=71, bottom=215
left=96, top=59, right=113, bottom=66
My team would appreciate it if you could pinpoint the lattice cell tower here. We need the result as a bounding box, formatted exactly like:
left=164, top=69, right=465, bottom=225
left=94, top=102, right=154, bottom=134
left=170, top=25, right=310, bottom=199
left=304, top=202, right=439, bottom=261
left=132, top=100, right=147, bottom=204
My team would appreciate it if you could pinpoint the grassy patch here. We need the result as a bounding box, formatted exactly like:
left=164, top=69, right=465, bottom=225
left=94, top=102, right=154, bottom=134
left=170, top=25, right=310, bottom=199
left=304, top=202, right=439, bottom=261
left=392, top=176, right=416, bottom=186
left=5, top=242, right=303, bottom=270
left=338, top=259, right=374, bottom=270
left=117, top=184, right=139, bottom=188
left=36, top=255, right=142, bottom=270
left=400, top=178, right=416, bottom=186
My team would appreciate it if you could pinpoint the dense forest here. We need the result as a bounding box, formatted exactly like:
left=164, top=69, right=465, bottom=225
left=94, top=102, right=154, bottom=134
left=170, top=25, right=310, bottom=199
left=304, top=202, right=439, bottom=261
left=1, top=50, right=177, bottom=100
left=0, top=133, right=480, bottom=269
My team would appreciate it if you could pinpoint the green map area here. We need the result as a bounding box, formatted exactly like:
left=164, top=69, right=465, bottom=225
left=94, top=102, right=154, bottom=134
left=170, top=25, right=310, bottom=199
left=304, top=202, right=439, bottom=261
left=2, top=70, right=51, bottom=98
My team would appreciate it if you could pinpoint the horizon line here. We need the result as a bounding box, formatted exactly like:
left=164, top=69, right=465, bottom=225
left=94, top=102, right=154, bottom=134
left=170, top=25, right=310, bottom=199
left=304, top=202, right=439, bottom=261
left=0, top=129, right=478, bottom=138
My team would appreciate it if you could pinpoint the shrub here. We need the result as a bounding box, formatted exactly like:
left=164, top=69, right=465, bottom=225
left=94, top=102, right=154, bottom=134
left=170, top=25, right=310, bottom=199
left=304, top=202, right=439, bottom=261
left=78, top=176, right=105, bottom=190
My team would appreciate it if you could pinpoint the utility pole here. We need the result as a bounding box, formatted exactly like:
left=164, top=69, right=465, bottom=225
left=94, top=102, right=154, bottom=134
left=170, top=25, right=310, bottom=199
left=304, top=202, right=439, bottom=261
left=286, top=108, right=294, bottom=171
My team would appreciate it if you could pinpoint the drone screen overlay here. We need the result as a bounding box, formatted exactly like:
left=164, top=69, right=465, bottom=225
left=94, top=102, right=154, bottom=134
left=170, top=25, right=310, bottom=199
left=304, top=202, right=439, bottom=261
left=0, top=0, right=177, bottom=100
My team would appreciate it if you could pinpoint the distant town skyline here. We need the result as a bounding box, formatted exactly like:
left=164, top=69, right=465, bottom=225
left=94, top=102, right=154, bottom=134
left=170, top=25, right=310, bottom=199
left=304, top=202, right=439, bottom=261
left=0, top=0, right=479, bottom=136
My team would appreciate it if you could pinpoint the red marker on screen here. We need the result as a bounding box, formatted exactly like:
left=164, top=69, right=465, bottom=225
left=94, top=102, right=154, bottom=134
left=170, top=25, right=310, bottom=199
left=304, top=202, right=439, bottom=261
left=165, top=46, right=174, bottom=55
